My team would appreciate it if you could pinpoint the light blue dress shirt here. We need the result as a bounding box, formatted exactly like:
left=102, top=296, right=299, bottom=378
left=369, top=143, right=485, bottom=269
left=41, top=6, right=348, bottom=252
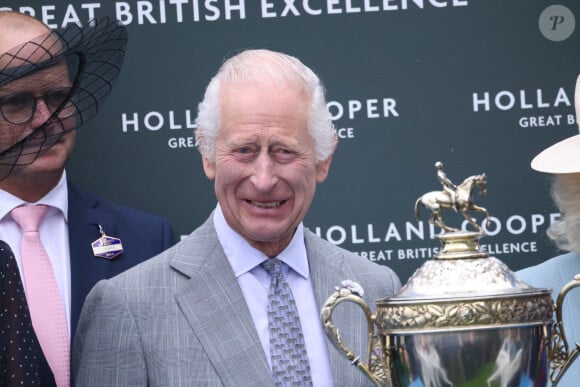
left=213, top=204, right=334, bottom=386
left=517, top=252, right=580, bottom=387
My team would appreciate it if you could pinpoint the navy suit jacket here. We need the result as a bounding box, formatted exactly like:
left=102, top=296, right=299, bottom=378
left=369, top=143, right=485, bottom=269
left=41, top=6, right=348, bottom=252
left=36, top=182, right=176, bottom=386
left=67, top=182, right=177, bottom=341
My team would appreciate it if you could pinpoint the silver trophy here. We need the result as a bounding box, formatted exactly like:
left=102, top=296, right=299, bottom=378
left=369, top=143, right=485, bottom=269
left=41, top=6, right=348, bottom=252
left=321, top=163, right=579, bottom=386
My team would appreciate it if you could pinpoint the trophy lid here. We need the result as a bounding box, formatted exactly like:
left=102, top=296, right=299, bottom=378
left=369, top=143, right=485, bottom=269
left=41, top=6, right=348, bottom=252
left=375, top=163, right=553, bottom=333
left=388, top=231, right=538, bottom=300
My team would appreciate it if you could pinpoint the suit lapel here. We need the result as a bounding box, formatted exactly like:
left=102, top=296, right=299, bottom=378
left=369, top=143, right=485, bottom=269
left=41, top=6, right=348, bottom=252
left=68, top=183, right=117, bottom=341
left=170, top=222, right=374, bottom=385
left=172, top=220, right=273, bottom=385
left=306, top=231, right=371, bottom=385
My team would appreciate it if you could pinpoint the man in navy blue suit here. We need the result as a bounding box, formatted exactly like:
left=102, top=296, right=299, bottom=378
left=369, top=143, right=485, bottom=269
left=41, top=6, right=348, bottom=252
left=0, top=11, right=176, bottom=386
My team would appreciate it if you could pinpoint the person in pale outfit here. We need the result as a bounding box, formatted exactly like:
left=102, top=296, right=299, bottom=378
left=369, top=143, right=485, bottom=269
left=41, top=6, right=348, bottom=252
left=517, top=76, right=580, bottom=387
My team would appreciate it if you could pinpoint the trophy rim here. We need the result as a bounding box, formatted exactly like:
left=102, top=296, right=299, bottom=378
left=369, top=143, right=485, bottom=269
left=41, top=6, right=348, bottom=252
left=374, top=290, right=554, bottom=332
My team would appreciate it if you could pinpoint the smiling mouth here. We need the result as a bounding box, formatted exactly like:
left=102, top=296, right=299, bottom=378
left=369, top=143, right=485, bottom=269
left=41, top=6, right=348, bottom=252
left=249, top=200, right=284, bottom=208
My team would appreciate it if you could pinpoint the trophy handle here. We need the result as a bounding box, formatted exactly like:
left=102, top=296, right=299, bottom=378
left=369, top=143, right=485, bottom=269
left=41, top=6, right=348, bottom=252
left=320, top=286, right=386, bottom=387
left=550, top=273, right=580, bottom=386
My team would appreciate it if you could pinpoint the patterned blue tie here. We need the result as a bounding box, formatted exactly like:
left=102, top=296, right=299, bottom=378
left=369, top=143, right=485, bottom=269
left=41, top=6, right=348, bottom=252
left=261, top=258, right=312, bottom=386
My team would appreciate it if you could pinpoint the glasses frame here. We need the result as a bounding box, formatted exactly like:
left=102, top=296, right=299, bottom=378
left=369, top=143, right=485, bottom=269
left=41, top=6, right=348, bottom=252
left=0, top=86, right=76, bottom=125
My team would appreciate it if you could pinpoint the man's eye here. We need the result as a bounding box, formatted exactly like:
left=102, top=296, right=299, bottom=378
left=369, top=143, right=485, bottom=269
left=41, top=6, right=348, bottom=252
left=233, top=146, right=256, bottom=160
left=274, top=148, right=297, bottom=162
left=46, top=88, right=71, bottom=107
left=1, top=93, right=33, bottom=110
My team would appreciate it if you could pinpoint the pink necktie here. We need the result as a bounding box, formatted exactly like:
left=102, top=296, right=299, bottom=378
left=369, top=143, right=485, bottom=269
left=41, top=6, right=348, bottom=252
left=11, top=205, right=70, bottom=387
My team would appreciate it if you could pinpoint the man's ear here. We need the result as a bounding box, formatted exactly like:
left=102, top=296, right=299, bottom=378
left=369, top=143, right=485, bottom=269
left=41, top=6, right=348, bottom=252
left=316, top=131, right=337, bottom=183
left=316, top=155, right=333, bottom=183
left=202, top=157, right=216, bottom=180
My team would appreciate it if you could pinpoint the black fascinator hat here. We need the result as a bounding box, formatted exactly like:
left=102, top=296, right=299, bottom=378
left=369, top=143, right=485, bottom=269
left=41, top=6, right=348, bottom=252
left=0, top=17, right=128, bottom=180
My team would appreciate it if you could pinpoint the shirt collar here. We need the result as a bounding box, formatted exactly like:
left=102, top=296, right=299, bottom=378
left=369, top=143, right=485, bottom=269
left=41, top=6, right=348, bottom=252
left=213, top=203, right=309, bottom=280
left=0, top=170, right=69, bottom=221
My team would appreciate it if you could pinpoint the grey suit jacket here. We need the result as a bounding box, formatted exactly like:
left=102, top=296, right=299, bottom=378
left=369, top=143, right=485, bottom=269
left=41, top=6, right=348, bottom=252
left=73, top=215, right=402, bottom=386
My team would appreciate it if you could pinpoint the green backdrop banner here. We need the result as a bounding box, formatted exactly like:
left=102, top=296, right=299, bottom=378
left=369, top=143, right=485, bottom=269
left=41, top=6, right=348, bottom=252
left=2, top=0, right=578, bottom=281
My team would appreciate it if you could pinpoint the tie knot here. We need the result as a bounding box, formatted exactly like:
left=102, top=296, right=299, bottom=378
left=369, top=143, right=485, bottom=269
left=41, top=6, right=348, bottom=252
left=261, top=258, right=284, bottom=279
left=11, top=205, right=49, bottom=232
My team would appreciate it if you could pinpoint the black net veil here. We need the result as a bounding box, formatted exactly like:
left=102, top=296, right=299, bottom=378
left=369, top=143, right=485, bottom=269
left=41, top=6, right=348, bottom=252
left=0, top=17, right=127, bottom=180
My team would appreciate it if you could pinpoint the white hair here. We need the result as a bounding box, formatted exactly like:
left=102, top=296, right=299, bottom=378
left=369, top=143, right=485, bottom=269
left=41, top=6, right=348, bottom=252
left=547, top=173, right=580, bottom=252
left=195, top=49, right=336, bottom=162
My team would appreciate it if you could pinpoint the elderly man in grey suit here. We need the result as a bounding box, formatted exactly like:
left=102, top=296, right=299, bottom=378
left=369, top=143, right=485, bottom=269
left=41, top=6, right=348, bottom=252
left=73, top=49, right=402, bottom=386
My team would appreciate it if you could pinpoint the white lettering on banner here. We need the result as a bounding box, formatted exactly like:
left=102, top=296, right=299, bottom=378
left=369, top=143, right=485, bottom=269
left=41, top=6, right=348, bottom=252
left=115, top=0, right=246, bottom=24
left=1, top=0, right=469, bottom=27
left=0, top=3, right=101, bottom=28
left=164, top=128, right=355, bottom=148
left=121, top=110, right=197, bottom=132
left=327, top=98, right=399, bottom=120
left=312, top=213, right=560, bottom=245
left=261, top=0, right=468, bottom=17
left=481, top=241, right=537, bottom=255
left=119, top=96, right=394, bottom=148
left=168, top=136, right=195, bottom=148
left=358, top=250, right=395, bottom=261
left=518, top=115, right=564, bottom=128
left=472, top=87, right=571, bottom=112
left=396, top=246, right=438, bottom=259
left=337, top=128, right=355, bottom=138
left=357, top=247, right=439, bottom=261
left=355, top=240, right=538, bottom=262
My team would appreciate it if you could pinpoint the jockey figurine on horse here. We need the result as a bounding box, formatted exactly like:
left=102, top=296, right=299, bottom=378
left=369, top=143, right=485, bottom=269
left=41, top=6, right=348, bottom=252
left=415, top=162, right=490, bottom=233
left=435, top=161, right=458, bottom=211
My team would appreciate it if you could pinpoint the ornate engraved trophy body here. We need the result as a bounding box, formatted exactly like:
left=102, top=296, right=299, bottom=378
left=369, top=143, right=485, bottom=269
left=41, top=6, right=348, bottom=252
left=321, top=163, right=580, bottom=386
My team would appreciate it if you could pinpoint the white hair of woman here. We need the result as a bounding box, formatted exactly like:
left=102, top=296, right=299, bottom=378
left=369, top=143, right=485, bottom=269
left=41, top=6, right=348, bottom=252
left=547, top=173, right=580, bottom=252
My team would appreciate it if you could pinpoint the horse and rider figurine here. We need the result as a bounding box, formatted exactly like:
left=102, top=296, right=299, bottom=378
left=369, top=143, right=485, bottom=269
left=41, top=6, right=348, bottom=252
left=415, top=161, right=491, bottom=233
